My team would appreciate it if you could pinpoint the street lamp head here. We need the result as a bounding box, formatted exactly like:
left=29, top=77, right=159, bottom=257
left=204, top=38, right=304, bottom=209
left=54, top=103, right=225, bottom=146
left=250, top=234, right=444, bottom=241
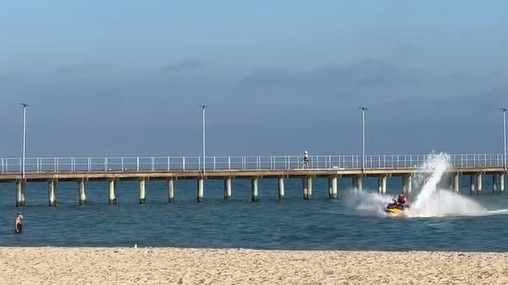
left=199, top=105, right=207, bottom=109
left=358, top=106, right=367, bottom=111
left=20, top=103, right=29, bottom=107
left=501, top=108, right=507, bottom=112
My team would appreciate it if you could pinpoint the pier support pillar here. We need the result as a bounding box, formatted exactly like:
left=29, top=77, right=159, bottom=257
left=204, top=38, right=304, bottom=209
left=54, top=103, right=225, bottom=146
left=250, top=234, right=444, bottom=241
left=452, top=173, right=460, bottom=192
left=15, top=180, right=26, bottom=207
left=139, top=179, right=146, bottom=204
left=251, top=178, right=259, bottom=202
left=377, top=175, right=387, bottom=194
left=108, top=179, right=117, bottom=205
left=303, top=177, right=313, bottom=200
left=353, top=176, right=363, bottom=190
left=402, top=175, right=412, bottom=194
left=47, top=179, right=57, bottom=207
left=501, top=174, right=505, bottom=192
left=328, top=176, right=338, bottom=199
left=197, top=178, right=204, bottom=203
left=277, top=177, right=285, bottom=200
left=78, top=179, right=87, bottom=205
left=469, top=175, right=476, bottom=194
left=492, top=174, right=499, bottom=192
left=302, top=178, right=308, bottom=199
left=476, top=173, right=483, bottom=192
left=307, top=177, right=313, bottom=199
left=168, top=179, right=175, bottom=203
left=224, top=178, right=232, bottom=200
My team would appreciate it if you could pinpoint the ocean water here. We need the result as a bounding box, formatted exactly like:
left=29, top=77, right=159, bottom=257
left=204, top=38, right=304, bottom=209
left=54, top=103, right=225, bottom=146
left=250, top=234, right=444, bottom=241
left=1, top=153, right=508, bottom=251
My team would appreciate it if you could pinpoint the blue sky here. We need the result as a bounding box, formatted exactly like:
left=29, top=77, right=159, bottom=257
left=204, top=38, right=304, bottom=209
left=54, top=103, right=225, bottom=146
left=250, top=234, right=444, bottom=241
left=1, top=1, right=507, bottom=157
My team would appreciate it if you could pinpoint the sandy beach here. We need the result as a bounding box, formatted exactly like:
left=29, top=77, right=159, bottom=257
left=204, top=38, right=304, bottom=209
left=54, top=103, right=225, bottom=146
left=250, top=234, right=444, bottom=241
left=0, top=248, right=507, bottom=285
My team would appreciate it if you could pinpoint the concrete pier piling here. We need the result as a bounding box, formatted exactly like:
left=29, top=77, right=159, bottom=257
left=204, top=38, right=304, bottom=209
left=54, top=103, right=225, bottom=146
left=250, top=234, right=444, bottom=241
left=377, top=175, right=387, bottom=194
left=302, top=178, right=308, bottom=199
left=493, top=174, right=499, bottom=192
left=78, top=179, right=86, bottom=205
left=452, top=173, right=460, bottom=192
left=167, top=179, right=175, bottom=203
left=302, top=177, right=313, bottom=200
left=108, top=179, right=117, bottom=205
left=224, top=178, right=232, bottom=200
left=251, top=178, right=259, bottom=202
left=476, top=173, right=483, bottom=193
left=15, top=180, right=26, bottom=207
left=139, top=179, right=146, bottom=204
left=197, top=178, right=204, bottom=203
left=20, top=181, right=26, bottom=206
left=402, top=175, right=412, bottom=194
left=328, top=176, right=338, bottom=199
left=278, top=177, right=285, bottom=200
left=501, top=174, right=505, bottom=192
left=307, top=177, right=313, bottom=200
left=47, top=179, right=56, bottom=207
left=353, top=176, right=363, bottom=190
left=470, top=175, right=476, bottom=194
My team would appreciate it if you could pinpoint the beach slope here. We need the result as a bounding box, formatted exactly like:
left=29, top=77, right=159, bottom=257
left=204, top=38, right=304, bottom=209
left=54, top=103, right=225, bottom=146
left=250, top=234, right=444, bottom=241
left=0, top=247, right=507, bottom=284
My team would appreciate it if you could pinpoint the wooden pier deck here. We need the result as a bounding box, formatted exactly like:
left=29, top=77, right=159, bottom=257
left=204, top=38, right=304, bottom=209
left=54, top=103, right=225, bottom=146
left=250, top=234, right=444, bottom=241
left=0, top=166, right=506, bottom=182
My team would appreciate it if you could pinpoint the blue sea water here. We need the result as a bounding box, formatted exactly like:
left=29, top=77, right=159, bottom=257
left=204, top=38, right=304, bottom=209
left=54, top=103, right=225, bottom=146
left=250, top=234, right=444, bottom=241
left=1, top=164, right=508, bottom=252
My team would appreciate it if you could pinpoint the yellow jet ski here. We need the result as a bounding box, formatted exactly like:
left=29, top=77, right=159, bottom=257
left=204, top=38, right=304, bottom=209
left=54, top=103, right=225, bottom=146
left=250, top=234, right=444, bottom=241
left=385, top=203, right=407, bottom=214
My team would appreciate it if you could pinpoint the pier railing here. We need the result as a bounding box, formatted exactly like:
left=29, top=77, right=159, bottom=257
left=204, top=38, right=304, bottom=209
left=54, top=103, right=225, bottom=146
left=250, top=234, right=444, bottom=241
left=0, top=154, right=505, bottom=173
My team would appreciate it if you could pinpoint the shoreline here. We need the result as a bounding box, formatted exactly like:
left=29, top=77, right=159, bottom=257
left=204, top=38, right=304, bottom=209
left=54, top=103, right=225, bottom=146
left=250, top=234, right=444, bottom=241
left=1, top=245, right=508, bottom=252
left=0, top=247, right=507, bottom=284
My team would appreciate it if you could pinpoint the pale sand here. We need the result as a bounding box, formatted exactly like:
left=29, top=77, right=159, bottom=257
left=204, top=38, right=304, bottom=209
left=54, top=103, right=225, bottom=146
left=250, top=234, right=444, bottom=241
left=0, top=248, right=507, bottom=285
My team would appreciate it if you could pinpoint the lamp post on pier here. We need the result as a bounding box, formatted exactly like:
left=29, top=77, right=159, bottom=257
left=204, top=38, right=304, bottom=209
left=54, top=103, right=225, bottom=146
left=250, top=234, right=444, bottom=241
left=20, top=103, right=29, bottom=178
left=358, top=106, right=367, bottom=173
left=199, top=105, right=207, bottom=175
left=502, top=108, right=507, bottom=170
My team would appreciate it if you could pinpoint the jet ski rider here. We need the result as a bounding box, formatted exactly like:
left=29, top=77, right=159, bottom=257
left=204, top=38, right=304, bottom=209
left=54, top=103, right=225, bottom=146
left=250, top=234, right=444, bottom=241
left=392, top=194, right=408, bottom=210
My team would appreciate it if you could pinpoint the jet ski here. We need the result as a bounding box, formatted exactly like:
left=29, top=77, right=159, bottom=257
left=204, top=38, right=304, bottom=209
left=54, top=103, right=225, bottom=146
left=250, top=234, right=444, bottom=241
left=385, top=203, right=407, bottom=214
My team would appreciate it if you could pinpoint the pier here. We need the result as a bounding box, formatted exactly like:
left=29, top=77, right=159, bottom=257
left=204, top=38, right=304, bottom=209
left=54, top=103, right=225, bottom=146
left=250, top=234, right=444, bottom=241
left=0, top=154, right=506, bottom=206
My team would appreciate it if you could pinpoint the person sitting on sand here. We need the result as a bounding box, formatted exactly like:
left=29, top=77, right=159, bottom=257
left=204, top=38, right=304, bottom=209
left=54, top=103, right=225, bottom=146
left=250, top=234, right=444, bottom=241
left=14, top=213, right=23, bottom=234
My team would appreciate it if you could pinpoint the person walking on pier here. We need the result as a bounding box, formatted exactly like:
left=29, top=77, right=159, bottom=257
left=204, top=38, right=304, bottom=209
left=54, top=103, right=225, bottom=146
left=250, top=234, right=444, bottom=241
left=14, top=213, right=23, bottom=234
left=301, top=151, right=310, bottom=169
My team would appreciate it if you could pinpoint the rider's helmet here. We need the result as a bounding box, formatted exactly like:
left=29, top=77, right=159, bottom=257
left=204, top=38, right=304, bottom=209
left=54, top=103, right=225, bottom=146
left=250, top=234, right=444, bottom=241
left=397, top=194, right=407, bottom=204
